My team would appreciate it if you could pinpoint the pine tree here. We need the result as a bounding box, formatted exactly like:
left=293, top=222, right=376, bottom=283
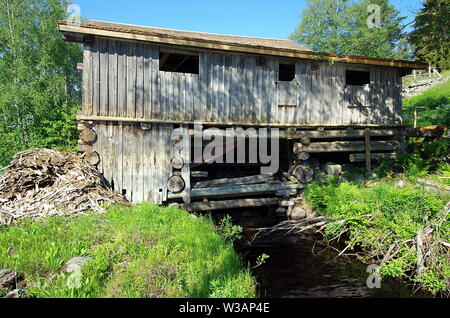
left=409, top=0, right=450, bottom=70
left=0, top=0, right=82, bottom=165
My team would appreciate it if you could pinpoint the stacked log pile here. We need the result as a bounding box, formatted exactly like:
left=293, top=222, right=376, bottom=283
left=0, top=148, right=129, bottom=226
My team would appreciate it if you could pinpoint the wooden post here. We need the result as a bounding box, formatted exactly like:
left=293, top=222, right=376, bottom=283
left=413, top=106, right=417, bottom=128
left=365, top=128, right=371, bottom=172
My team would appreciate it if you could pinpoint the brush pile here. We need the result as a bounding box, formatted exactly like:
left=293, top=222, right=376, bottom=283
left=0, top=149, right=129, bottom=225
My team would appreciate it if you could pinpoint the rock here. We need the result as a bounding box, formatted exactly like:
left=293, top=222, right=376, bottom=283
left=64, top=257, right=93, bottom=273
left=304, top=204, right=317, bottom=219
left=3, top=289, right=20, bottom=298
left=402, top=77, right=448, bottom=99
left=395, top=180, right=405, bottom=189
left=324, top=162, right=342, bottom=177
left=0, top=269, right=16, bottom=290
left=275, top=207, right=287, bottom=217
left=365, top=171, right=378, bottom=180
left=353, top=174, right=365, bottom=183
left=287, top=205, right=307, bottom=220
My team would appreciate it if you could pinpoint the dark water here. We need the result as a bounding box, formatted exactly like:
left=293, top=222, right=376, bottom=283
left=239, top=230, right=427, bottom=298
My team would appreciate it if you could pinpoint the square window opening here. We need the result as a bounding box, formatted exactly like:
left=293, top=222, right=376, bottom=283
left=279, top=63, right=296, bottom=82
left=159, top=51, right=199, bottom=74
left=346, top=70, right=370, bottom=86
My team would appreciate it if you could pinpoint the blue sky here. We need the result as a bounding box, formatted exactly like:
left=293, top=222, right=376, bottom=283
left=73, top=0, right=424, bottom=39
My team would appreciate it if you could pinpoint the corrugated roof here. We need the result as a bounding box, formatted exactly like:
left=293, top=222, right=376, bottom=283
left=57, top=20, right=428, bottom=69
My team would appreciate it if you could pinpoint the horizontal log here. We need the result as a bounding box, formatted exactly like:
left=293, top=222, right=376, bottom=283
left=193, top=174, right=274, bottom=189
left=349, top=152, right=397, bottom=162
left=79, top=128, right=97, bottom=144
left=191, top=171, right=208, bottom=178
left=168, top=175, right=185, bottom=193
left=78, top=114, right=402, bottom=129
left=188, top=128, right=400, bottom=139
left=294, top=140, right=399, bottom=153
left=181, top=198, right=279, bottom=212
left=275, top=189, right=297, bottom=196
left=189, top=183, right=305, bottom=199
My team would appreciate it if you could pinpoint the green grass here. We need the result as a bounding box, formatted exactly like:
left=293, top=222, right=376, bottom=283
left=304, top=179, right=450, bottom=295
left=0, top=203, right=256, bottom=298
left=403, top=79, right=450, bottom=127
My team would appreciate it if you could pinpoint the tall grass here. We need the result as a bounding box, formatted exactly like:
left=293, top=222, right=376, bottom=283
left=0, top=204, right=256, bottom=298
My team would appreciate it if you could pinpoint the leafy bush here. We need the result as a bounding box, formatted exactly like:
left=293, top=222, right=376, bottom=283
left=305, top=179, right=449, bottom=295
left=0, top=204, right=256, bottom=298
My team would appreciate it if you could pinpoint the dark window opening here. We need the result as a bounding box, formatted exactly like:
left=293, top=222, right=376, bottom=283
left=279, top=63, right=295, bottom=82
left=159, top=51, right=199, bottom=74
left=346, top=70, right=370, bottom=86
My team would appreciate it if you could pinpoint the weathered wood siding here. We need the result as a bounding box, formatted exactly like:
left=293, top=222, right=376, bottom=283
left=91, top=121, right=174, bottom=203
left=82, top=38, right=402, bottom=126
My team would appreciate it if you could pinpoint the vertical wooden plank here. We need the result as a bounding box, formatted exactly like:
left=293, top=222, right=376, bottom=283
left=99, top=39, right=109, bottom=117
left=92, top=40, right=100, bottom=116
left=122, top=124, right=133, bottom=201
left=133, top=125, right=143, bottom=202
left=115, top=122, right=123, bottom=195
left=269, top=59, right=277, bottom=124
left=82, top=44, right=93, bottom=116
left=136, top=44, right=144, bottom=119
left=118, top=42, right=127, bottom=118
left=230, top=54, right=238, bottom=123
left=150, top=46, right=160, bottom=119
left=127, top=43, right=137, bottom=118
left=108, top=40, right=118, bottom=117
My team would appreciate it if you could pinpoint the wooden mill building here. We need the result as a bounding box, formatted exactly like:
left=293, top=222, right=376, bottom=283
left=57, top=20, right=426, bottom=211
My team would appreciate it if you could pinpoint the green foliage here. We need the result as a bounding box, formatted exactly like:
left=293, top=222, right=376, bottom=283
left=399, top=138, right=450, bottom=175
left=304, top=179, right=449, bottom=295
left=403, top=80, right=450, bottom=127
left=0, top=0, right=82, bottom=167
left=409, top=0, right=450, bottom=70
left=0, top=204, right=256, bottom=298
left=290, top=0, right=409, bottom=59
left=217, top=215, right=243, bottom=243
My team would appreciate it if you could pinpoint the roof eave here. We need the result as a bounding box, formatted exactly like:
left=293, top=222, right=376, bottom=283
left=57, top=21, right=428, bottom=70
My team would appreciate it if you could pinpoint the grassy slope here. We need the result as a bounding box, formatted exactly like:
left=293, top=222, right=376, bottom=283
left=402, top=79, right=450, bottom=127
left=0, top=203, right=255, bottom=298
left=305, top=179, right=450, bottom=295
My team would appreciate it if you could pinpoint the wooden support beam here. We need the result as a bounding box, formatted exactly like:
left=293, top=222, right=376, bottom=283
left=189, top=128, right=400, bottom=139
left=293, top=140, right=399, bottom=153
left=365, top=128, right=371, bottom=171
left=181, top=197, right=279, bottom=212
left=188, top=183, right=305, bottom=199
left=349, top=153, right=397, bottom=163
left=193, top=174, right=274, bottom=189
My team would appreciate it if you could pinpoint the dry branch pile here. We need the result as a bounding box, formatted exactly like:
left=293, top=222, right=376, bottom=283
left=0, top=148, right=129, bottom=225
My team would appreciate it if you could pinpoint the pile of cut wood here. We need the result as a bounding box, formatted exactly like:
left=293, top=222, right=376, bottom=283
left=0, top=148, right=129, bottom=225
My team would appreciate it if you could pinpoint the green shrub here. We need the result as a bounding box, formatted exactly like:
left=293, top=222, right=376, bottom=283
left=304, top=179, right=449, bottom=295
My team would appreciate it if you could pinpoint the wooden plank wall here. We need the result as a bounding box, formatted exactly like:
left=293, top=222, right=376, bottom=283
left=91, top=121, right=174, bottom=203
left=82, top=38, right=402, bottom=126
